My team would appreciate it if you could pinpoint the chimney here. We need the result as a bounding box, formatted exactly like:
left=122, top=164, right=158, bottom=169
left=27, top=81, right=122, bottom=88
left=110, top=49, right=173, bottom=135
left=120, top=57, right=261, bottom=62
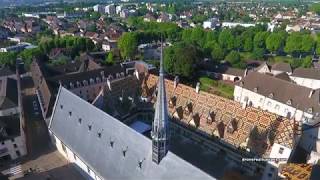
left=174, top=76, right=179, bottom=88
left=135, top=69, right=139, bottom=80
left=107, top=77, right=111, bottom=91
left=244, top=68, right=248, bottom=77
left=196, top=82, right=200, bottom=93
left=309, top=90, right=315, bottom=98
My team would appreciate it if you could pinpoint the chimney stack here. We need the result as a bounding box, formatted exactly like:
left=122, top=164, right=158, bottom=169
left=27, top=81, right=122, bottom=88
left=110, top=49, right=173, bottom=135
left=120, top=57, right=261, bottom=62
left=196, top=82, right=200, bottom=94
left=174, top=76, right=179, bottom=88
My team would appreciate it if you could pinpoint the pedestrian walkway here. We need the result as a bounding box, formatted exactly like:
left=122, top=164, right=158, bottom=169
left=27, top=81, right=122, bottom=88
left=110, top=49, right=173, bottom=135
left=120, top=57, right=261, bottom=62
left=10, top=164, right=22, bottom=175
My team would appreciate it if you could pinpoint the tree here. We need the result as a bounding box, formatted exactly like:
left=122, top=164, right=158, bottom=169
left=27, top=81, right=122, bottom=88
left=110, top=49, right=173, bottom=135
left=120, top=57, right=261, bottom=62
left=18, top=48, right=43, bottom=66
left=284, top=33, right=303, bottom=57
left=251, top=48, right=265, bottom=60
left=243, top=37, right=253, bottom=52
left=225, top=51, right=240, bottom=65
left=105, top=52, right=115, bottom=65
left=164, top=47, right=175, bottom=74
left=310, top=3, right=320, bottom=14
left=254, top=31, right=269, bottom=49
left=302, top=56, right=312, bottom=68
left=218, top=29, right=234, bottom=51
left=301, top=34, right=314, bottom=55
left=118, top=32, right=138, bottom=60
left=266, top=32, right=285, bottom=55
left=0, top=52, right=16, bottom=65
left=211, top=43, right=224, bottom=62
left=163, top=42, right=200, bottom=77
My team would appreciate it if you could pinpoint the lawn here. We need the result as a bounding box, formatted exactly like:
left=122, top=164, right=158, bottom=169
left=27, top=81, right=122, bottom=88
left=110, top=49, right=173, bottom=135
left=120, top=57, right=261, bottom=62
left=199, top=77, right=234, bottom=99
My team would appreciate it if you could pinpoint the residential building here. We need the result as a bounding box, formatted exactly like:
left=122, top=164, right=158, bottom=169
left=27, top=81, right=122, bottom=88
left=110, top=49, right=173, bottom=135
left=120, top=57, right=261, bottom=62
left=234, top=71, right=320, bottom=125
left=290, top=68, right=320, bottom=90
left=203, top=18, right=220, bottom=30
left=93, top=4, right=105, bottom=14
left=0, top=77, right=27, bottom=162
left=105, top=4, right=116, bottom=16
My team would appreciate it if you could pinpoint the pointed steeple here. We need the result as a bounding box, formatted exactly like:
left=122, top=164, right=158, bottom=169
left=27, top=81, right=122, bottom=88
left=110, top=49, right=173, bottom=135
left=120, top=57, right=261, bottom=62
left=151, top=40, right=169, bottom=164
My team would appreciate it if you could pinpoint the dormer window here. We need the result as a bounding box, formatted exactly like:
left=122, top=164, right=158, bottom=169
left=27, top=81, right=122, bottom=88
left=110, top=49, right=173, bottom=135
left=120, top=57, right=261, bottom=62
left=287, top=99, right=292, bottom=105
left=69, top=111, right=72, bottom=116
left=60, top=105, right=63, bottom=109
left=78, top=118, right=82, bottom=124
left=70, top=82, right=74, bottom=89
left=308, top=108, right=313, bottom=114
left=254, top=87, right=258, bottom=93
left=207, top=111, right=215, bottom=124
left=184, top=102, right=192, bottom=115
left=89, top=78, right=94, bottom=85
left=88, top=125, right=92, bottom=131
left=76, top=81, right=81, bottom=88
left=268, top=93, right=274, bottom=99
left=97, top=132, right=102, bottom=138
left=169, top=96, right=176, bottom=108
left=110, top=140, right=114, bottom=148
left=227, top=118, right=237, bottom=134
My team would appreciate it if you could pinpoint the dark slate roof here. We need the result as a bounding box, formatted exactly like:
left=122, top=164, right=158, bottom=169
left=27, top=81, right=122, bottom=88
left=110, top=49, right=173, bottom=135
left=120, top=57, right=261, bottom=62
left=0, top=114, right=20, bottom=141
left=0, top=77, right=18, bottom=110
left=47, top=65, right=125, bottom=89
left=274, top=72, right=291, bottom=82
left=291, top=68, right=320, bottom=80
left=237, top=72, right=320, bottom=113
left=0, top=66, right=15, bottom=78
left=49, top=87, right=214, bottom=180
left=271, top=62, right=292, bottom=73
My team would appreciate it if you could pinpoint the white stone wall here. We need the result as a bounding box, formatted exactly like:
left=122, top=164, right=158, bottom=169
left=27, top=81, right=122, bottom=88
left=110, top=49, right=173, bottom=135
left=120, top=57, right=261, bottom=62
left=0, top=135, right=27, bottom=160
left=234, top=85, right=313, bottom=123
left=53, top=134, right=102, bottom=180
left=290, top=76, right=320, bottom=90
left=221, top=74, right=241, bottom=82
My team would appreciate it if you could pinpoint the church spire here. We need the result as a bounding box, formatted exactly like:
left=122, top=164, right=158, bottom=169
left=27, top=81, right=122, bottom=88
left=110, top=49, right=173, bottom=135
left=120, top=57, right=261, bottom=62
left=151, top=40, right=169, bottom=164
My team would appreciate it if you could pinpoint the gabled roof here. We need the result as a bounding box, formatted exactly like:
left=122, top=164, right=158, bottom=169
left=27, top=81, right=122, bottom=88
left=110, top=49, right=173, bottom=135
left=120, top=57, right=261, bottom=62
left=238, top=72, right=320, bottom=113
left=272, top=62, right=292, bottom=73
left=49, top=87, right=214, bottom=180
left=291, top=68, right=320, bottom=80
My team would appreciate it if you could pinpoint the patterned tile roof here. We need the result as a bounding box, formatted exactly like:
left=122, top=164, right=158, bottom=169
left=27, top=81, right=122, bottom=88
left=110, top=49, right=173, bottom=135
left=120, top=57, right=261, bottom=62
left=279, top=164, right=312, bottom=180
left=144, top=74, right=295, bottom=157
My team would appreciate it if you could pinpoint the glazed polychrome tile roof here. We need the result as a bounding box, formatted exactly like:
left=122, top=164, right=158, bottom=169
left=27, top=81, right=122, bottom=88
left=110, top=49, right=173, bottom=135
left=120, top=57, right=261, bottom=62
left=144, top=74, right=295, bottom=157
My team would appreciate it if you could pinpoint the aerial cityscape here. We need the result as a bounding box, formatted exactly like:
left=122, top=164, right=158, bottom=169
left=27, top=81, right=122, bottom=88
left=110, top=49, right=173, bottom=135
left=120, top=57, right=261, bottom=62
left=0, top=0, right=320, bottom=179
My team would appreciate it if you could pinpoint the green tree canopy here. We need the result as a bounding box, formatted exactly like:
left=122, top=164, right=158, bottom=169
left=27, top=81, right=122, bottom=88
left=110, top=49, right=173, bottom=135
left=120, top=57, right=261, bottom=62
left=164, top=42, right=200, bottom=77
left=117, top=32, right=138, bottom=60
left=0, top=52, right=16, bottom=66
left=225, top=50, right=240, bottom=65
left=266, top=32, right=285, bottom=54
left=105, top=52, right=115, bottom=65
left=218, top=29, right=234, bottom=51
left=253, top=31, right=269, bottom=49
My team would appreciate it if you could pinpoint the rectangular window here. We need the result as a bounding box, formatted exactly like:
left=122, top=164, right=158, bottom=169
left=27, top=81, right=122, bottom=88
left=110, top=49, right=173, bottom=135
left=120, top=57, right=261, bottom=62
left=13, top=144, right=17, bottom=148
left=16, top=150, right=21, bottom=157
left=279, top=147, right=284, bottom=154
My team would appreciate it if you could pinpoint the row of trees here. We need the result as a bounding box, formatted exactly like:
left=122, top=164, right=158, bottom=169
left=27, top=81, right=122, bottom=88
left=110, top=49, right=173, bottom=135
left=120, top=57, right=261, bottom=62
left=118, top=22, right=318, bottom=78
left=0, top=36, right=95, bottom=67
